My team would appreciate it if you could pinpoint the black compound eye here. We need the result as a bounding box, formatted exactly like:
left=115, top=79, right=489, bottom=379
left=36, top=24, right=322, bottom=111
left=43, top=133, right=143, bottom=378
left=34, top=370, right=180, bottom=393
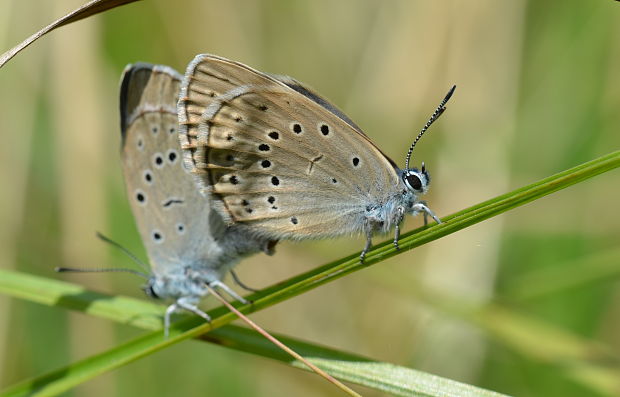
left=144, top=284, right=159, bottom=299
left=406, top=173, right=423, bottom=191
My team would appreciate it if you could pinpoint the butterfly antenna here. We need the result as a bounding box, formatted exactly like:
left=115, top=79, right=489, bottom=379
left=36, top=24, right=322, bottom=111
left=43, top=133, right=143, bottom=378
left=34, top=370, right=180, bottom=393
left=95, top=231, right=150, bottom=274
left=405, top=85, right=456, bottom=170
left=55, top=266, right=149, bottom=279
left=55, top=232, right=151, bottom=278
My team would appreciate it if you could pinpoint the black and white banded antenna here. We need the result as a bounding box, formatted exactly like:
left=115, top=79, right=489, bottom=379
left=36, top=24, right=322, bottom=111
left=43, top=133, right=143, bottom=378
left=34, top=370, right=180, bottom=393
left=404, top=85, right=456, bottom=170
left=55, top=232, right=150, bottom=279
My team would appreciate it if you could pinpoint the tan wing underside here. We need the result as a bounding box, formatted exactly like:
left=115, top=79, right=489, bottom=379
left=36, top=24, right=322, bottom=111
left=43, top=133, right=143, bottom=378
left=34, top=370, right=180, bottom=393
left=179, top=55, right=400, bottom=240
left=121, top=65, right=224, bottom=272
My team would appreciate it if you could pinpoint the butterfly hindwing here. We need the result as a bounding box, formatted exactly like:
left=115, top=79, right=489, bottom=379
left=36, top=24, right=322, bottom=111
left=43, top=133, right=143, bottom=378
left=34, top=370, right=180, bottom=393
left=121, top=64, right=226, bottom=276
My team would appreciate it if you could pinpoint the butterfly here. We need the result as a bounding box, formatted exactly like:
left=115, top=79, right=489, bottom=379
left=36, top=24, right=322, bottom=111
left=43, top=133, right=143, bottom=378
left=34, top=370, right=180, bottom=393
left=119, top=62, right=276, bottom=336
left=177, top=54, right=454, bottom=261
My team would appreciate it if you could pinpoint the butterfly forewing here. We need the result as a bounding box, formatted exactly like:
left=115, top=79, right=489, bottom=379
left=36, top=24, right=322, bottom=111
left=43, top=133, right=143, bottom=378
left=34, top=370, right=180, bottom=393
left=179, top=54, right=401, bottom=240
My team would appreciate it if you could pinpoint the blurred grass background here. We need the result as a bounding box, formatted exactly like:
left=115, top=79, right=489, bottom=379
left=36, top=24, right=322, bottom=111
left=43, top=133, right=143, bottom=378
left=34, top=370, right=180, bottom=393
left=1, top=0, right=619, bottom=396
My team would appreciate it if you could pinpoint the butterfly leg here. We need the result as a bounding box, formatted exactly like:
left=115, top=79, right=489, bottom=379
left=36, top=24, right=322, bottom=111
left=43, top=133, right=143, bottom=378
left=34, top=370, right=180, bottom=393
left=393, top=224, right=401, bottom=250
left=360, top=229, right=373, bottom=263
left=210, top=280, right=250, bottom=305
left=163, top=300, right=210, bottom=338
left=412, top=202, right=441, bottom=224
left=163, top=303, right=179, bottom=338
left=230, top=269, right=259, bottom=293
left=393, top=207, right=405, bottom=250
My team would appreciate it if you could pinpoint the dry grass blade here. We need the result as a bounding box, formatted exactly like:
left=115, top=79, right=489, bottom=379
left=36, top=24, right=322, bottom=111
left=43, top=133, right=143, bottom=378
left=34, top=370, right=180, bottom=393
left=0, top=0, right=142, bottom=68
left=205, top=284, right=362, bottom=397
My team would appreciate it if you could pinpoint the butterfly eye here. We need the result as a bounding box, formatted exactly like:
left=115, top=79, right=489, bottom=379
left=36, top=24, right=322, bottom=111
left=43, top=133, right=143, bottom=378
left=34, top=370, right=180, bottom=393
left=144, top=284, right=159, bottom=299
left=405, top=173, right=423, bottom=191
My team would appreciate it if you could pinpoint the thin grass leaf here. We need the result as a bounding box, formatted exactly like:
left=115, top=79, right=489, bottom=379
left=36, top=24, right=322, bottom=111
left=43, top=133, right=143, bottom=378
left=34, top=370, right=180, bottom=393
left=503, top=247, right=620, bottom=301
left=473, top=305, right=620, bottom=395
left=1, top=150, right=619, bottom=395
left=0, top=0, right=142, bottom=68
left=0, top=269, right=509, bottom=397
left=203, top=327, right=508, bottom=397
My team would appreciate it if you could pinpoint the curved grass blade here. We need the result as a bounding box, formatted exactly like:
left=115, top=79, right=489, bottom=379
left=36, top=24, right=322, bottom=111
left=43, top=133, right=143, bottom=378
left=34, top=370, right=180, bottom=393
left=0, top=269, right=509, bottom=397
left=0, top=0, right=142, bottom=68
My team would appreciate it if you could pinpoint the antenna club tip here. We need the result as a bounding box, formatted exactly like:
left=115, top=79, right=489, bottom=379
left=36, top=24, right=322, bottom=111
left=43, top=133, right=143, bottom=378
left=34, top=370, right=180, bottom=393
left=445, top=85, right=456, bottom=101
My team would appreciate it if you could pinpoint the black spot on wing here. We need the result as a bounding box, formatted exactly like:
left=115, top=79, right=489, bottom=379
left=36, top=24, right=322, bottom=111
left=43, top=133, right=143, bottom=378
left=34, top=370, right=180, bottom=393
left=144, top=170, right=153, bottom=184
left=307, top=154, right=323, bottom=174
left=163, top=198, right=184, bottom=208
left=292, top=123, right=303, bottom=134
left=167, top=150, right=178, bottom=163
left=152, top=230, right=163, bottom=243
left=282, top=81, right=363, bottom=133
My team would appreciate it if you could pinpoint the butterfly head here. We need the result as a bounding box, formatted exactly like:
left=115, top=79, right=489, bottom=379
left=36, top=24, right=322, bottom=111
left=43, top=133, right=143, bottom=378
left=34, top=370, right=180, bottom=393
left=402, top=162, right=431, bottom=195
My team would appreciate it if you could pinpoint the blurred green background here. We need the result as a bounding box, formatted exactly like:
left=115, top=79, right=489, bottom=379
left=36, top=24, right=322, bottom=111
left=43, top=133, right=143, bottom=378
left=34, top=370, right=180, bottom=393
left=1, top=0, right=619, bottom=396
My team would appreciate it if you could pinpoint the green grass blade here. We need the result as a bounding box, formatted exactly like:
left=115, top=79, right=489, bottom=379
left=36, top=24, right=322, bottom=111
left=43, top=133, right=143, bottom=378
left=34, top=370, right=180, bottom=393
left=2, top=150, right=618, bottom=396
left=503, top=247, right=620, bottom=301
left=0, top=270, right=509, bottom=397
left=472, top=304, right=620, bottom=394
